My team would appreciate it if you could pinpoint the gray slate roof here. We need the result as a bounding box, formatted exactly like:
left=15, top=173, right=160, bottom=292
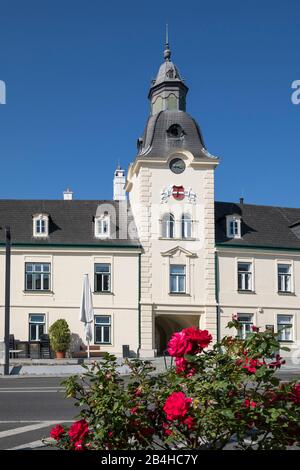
left=151, top=60, right=183, bottom=87
left=0, top=200, right=139, bottom=247
left=215, top=201, right=300, bottom=249
left=137, top=110, right=210, bottom=160
left=1, top=199, right=300, bottom=250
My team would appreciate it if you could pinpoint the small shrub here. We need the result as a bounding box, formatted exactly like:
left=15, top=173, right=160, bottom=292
left=47, top=320, right=300, bottom=450
left=48, top=319, right=71, bottom=353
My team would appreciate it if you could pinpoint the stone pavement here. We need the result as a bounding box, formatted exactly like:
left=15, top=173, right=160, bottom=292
left=0, top=356, right=299, bottom=377
left=0, top=356, right=174, bottom=377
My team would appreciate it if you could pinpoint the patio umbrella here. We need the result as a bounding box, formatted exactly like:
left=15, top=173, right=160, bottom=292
left=79, top=274, right=94, bottom=358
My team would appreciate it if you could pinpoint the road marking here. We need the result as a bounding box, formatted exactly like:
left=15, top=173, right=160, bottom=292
left=0, top=420, right=73, bottom=423
left=0, top=421, right=61, bottom=439
left=0, top=387, right=65, bottom=393
left=0, top=390, right=64, bottom=393
left=6, top=439, right=46, bottom=450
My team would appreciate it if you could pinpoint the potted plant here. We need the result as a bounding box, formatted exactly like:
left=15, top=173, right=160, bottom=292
left=49, top=319, right=71, bottom=359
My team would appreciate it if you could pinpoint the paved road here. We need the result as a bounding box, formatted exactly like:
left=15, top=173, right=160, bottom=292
left=0, top=377, right=76, bottom=450
left=0, top=370, right=299, bottom=450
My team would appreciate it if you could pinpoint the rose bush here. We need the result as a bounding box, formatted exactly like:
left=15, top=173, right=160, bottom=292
left=47, top=321, right=300, bottom=450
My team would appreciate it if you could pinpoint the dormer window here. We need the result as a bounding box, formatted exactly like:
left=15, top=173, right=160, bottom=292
left=95, top=213, right=110, bottom=238
left=33, top=214, right=49, bottom=237
left=226, top=215, right=241, bottom=239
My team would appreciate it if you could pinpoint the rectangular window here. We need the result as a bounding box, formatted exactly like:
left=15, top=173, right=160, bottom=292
left=25, top=263, right=51, bottom=291
left=227, top=216, right=241, bottom=239
left=237, top=314, right=253, bottom=339
left=95, top=216, right=110, bottom=238
left=277, top=315, right=293, bottom=342
left=36, top=219, right=46, bottom=234
left=230, top=220, right=238, bottom=236
left=94, top=264, right=111, bottom=292
left=94, top=315, right=111, bottom=344
left=278, top=264, right=292, bottom=292
left=170, top=265, right=186, bottom=293
left=29, top=314, right=45, bottom=341
left=238, top=262, right=252, bottom=291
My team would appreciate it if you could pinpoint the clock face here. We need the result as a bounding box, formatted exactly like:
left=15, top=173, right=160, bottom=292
left=169, top=158, right=186, bottom=174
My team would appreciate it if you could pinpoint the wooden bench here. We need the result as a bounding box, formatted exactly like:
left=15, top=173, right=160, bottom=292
left=72, top=345, right=104, bottom=358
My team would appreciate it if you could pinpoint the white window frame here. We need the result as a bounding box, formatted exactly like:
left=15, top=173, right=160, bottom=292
left=25, top=263, right=51, bottom=291
left=277, top=261, right=293, bottom=293
left=277, top=314, right=294, bottom=342
left=33, top=214, right=49, bottom=237
left=29, top=314, right=45, bottom=342
left=94, top=315, right=111, bottom=344
left=95, top=215, right=110, bottom=238
left=181, top=213, right=192, bottom=239
left=237, top=260, right=253, bottom=291
left=226, top=215, right=241, bottom=239
left=94, top=263, right=111, bottom=293
left=162, top=213, right=175, bottom=239
left=237, top=314, right=253, bottom=339
left=170, top=264, right=186, bottom=294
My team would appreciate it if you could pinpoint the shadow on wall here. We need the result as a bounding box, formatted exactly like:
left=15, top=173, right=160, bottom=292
left=69, top=333, right=84, bottom=355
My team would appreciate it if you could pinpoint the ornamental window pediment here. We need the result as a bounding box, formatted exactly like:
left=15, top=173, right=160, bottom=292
left=161, top=245, right=197, bottom=259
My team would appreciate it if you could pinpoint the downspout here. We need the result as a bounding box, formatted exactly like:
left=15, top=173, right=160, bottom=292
left=138, top=253, right=141, bottom=357
left=215, top=250, right=220, bottom=342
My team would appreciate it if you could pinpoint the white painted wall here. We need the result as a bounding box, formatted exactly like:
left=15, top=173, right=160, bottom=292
left=0, top=248, right=140, bottom=356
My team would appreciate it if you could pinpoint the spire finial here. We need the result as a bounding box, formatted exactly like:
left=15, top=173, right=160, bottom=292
left=164, top=23, right=171, bottom=61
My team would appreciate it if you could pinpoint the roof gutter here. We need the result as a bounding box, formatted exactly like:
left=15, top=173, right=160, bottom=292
left=216, top=243, right=300, bottom=253
left=0, top=242, right=141, bottom=250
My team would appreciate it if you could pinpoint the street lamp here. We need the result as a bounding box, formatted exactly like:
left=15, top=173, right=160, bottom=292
left=3, top=226, right=11, bottom=375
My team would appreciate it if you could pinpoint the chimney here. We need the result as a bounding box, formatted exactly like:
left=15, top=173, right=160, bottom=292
left=63, top=188, right=73, bottom=200
left=239, top=197, right=244, bottom=205
left=113, top=166, right=126, bottom=201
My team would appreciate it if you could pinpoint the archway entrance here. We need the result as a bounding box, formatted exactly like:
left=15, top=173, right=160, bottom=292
left=155, top=314, right=200, bottom=356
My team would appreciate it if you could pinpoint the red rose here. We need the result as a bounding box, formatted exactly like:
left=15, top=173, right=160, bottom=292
left=175, top=357, right=196, bottom=376
left=175, top=357, right=188, bottom=374
left=243, top=399, right=257, bottom=409
left=184, top=327, right=212, bottom=352
left=168, top=327, right=212, bottom=357
left=163, top=422, right=172, bottom=436
left=74, top=439, right=84, bottom=451
left=239, top=357, right=264, bottom=374
left=291, top=383, right=300, bottom=404
left=130, top=406, right=139, bottom=415
left=183, top=416, right=195, bottom=429
left=163, top=391, right=192, bottom=421
left=167, top=331, right=190, bottom=357
left=68, top=419, right=89, bottom=442
left=50, top=424, right=65, bottom=441
left=269, top=354, right=286, bottom=369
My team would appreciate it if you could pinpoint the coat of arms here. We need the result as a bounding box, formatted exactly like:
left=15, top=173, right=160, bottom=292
left=160, top=185, right=196, bottom=204
left=172, top=185, right=185, bottom=201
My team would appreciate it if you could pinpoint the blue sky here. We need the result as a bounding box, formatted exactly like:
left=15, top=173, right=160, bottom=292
left=0, top=0, right=299, bottom=206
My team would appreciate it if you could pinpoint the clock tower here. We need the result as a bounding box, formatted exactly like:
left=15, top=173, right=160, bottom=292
left=126, top=39, right=219, bottom=357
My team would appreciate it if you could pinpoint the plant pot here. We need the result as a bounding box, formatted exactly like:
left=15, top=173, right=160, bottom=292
left=55, top=351, right=66, bottom=359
